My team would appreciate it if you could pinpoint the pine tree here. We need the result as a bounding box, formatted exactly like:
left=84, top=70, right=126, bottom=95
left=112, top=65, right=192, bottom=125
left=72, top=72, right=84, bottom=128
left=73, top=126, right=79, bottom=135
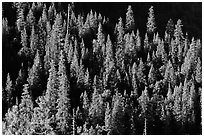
left=138, top=87, right=150, bottom=135
left=174, top=19, right=184, bottom=45
left=18, top=27, right=31, bottom=60
left=70, top=42, right=79, bottom=77
left=44, top=59, right=58, bottom=129
left=44, top=21, right=52, bottom=74
left=56, top=50, right=71, bottom=134
left=16, top=8, right=25, bottom=32
left=148, top=64, right=156, bottom=86
left=110, top=92, right=125, bottom=134
left=173, top=83, right=183, bottom=125
left=135, top=30, right=141, bottom=53
left=27, top=50, right=43, bottom=99
left=144, top=33, right=149, bottom=53
left=18, top=84, right=34, bottom=134
left=115, top=18, right=125, bottom=68
left=146, top=6, right=156, bottom=34
left=104, top=35, right=115, bottom=87
left=30, top=25, right=38, bottom=60
left=89, top=86, right=105, bottom=126
left=131, top=62, right=138, bottom=98
left=5, top=73, right=13, bottom=109
left=189, top=82, right=196, bottom=125
left=41, top=4, right=48, bottom=26
left=137, top=59, right=146, bottom=85
left=37, top=17, right=47, bottom=58
left=105, top=103, right=112, bottom=132
left=116, top=17, right=125, bottom=44
left=97, top=22, right=105, bottom=51
left=50, top=13, right=64, bottom=65
left=26, top=8, right=35, bottom=31
left=195, top=57, right=202, bottom=84
left=125, top=5, right=135, bottom=32
left=181, top=79, right=190, bottom=126
left=166, top=19, right=174, bottom=37
left=82, top=91, right=90, bottom=121
left=31, top=95, right=54, bottom=135
left=3, top=105, right=20, bottom=134
left=89, top=9, right=97, bottom=29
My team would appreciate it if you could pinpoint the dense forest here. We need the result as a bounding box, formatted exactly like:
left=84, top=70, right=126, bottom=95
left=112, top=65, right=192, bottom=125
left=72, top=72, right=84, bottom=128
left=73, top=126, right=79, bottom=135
left=2, top=2, right=202, bottom=135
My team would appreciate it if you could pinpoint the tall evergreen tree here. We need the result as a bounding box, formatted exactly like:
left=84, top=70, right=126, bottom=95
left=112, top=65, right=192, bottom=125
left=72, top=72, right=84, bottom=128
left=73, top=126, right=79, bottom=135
left=166, top=19, right=174, bottom=37
left=30, top=25, right=38, bottom=60
left=110, top=92, right=125, bottom=134
left=16, top=8, right=25, bottom=32
left=125, top=5, right=135, bottom=32
left=18, top=27, right=31, bottom=61
left=89, top=86, right=105, bottom=126
left=3, top=105, right=20, bottom=134
left=131, top=62, right=138, bottom=98
left=18, top=84, right=34, bottom=134
left=195, top=57, right=202, bottom=84
left=27, top=50, right=43, bottom=99
left=146, top=6, right=156, bottom=34
left=105, top=103, right=112, bottom=132
left=173, top=83, right=183, bottom=129
left=56, top=50, right=72, bottom=134
left=174, top=19, right=184, bottom=45
left=44, top=59, right=59, bottom=130
left=138, top=87, right=150, bottom=135
left=137, top=59, right=146, bottom=85
left=148, top=64, right=156, bottom=86
left=26, top=8, right=35, bottom=31
left=5, top=73, right=13, bottom=109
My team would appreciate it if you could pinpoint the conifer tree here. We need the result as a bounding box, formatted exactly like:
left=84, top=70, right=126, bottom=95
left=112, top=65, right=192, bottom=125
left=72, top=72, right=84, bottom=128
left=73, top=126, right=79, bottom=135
left=195, top=57, right=202, bottom=84
left=97, top=23, right=105, bottom=50
left=173, top=83, right=183, bottom=124
left=125, top=5, right=135, bottom=32
left=136, top=29, right=142, bottom=53
left=138, top=87, right=149, bottom=135
left=41, top=4, right=48, bottom=26
left=3, top=105, right=20, bottom=134
left=166, top=19, right=174, bottom=37
left=110, top=92, right=125, bottom=134
left=71, top=45, right=80, bottom=78
left=17, top=8, right=25, bottom=32
left=148, top=64, right=156, bottom=86
left=27, top=50, right=43, bottom=99
left=137, top=59, right=146, bottom=85
left=82, top=91, right=90, bottom=121
left=18, top=27, right=31, bottom=60
left=116, top=17, right=125, bottom=44
left=174, top=19, right=184, bottom=44
left=104, top=35, right=115, bottom=87
left=37, top=17, right=47, bottom=58
left=31, top=95, right=54, bottom=135
left=115, top=18, right=125, bottom=68
left=5, top=73, right=13, bottom=109
left=26, top=8, right=35, bottom=31
left=56, top=50, right=72, bottom=134
left=44, top=59, right=58, bottom=129
left=89, top=86, right=105, bottom=126
left=30, top=25, right=38, bottom=60
left=146, top=6, right=156, bottom=34
left=181, top=79, right=190, bottom=125
left=131, top=62, right=138, bottom=98
left=18, top=84, right=34, bottom=134
left=105, top=103, right=112, bottom=132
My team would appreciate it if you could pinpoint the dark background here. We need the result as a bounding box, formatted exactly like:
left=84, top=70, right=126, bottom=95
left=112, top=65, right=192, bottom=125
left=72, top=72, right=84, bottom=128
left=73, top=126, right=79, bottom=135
left=3, top=2, right=202, bottom=38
